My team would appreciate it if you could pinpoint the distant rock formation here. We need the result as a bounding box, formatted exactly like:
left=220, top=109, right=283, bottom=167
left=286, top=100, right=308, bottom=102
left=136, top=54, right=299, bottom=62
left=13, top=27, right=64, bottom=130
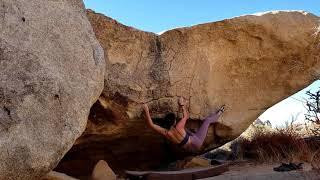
left=265, top=120, right=272, bottom=128
left=253, top=119, right=264, bottom=125
left=0, top=1, right=104, bottom=179
left=254, top=119, right=272, bottom=128
left=58, top=9, right=320, bottom=176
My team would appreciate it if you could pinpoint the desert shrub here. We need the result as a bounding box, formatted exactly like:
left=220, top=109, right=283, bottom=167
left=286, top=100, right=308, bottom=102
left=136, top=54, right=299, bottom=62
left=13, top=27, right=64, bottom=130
left=305, top=89, right=320, bottom=135
left=237, top=129, right=318, bottom=163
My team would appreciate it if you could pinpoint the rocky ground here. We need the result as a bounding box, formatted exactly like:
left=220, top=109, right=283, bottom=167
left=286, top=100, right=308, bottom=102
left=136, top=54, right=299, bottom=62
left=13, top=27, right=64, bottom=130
left=203, top=162, right=320, bottom=180
left=43, top=159, right=320, bottom=180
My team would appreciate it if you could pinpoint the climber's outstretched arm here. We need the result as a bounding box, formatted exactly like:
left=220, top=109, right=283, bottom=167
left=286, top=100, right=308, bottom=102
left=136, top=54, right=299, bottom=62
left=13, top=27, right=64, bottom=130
left=142, top=104, right=168, bottom=137
left=176, top=105, right=189, bottom=130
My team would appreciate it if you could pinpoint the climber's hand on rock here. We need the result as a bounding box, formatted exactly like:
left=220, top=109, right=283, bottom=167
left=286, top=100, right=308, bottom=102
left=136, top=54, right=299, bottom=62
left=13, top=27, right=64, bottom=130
left=178, top=96, right=186, bottom=106
left=142, top=103, right=149, bottom=111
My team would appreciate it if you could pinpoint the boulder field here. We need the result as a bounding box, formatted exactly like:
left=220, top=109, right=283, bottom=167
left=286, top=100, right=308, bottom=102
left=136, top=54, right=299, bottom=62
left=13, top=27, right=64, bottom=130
left=56, top=10, right=320, bottom=176
left=0, top=0, right=104, bottom=179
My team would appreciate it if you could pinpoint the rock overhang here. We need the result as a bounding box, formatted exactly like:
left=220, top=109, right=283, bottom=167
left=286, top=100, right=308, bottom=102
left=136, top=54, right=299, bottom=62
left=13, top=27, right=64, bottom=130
left=56, top=9, right=320, bottom=177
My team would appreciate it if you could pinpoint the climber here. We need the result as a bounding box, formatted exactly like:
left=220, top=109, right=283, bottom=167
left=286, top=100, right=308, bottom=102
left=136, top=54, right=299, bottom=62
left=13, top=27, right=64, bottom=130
left=142, top=97, right=225, bottom=152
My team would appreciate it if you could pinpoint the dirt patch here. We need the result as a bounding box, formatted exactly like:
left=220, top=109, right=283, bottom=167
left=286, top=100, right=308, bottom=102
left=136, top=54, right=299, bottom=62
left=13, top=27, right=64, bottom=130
left=203, top=162, right=320, bottom=180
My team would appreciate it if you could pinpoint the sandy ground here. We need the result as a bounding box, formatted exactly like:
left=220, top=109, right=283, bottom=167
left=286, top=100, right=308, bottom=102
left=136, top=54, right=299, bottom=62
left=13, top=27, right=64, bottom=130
left=202, top=162, right=320, bottom=180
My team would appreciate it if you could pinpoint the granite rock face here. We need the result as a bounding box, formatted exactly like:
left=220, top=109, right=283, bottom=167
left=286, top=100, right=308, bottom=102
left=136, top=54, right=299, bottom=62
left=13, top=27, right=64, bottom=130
left=57, top=10, right=320, bottom=176
left=0, top=1, right=105, bottom=179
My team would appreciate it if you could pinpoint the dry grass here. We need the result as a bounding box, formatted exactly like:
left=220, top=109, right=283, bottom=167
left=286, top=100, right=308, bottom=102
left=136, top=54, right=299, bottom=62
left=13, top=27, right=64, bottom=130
left=236, top=129, right=320, bottom=166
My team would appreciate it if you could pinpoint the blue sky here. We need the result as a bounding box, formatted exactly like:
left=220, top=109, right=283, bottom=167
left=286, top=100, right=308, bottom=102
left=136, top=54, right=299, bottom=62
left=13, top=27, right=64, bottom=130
left=83, top=0, right=320, bottom=127
left=84, top=0, right=320, bottom=33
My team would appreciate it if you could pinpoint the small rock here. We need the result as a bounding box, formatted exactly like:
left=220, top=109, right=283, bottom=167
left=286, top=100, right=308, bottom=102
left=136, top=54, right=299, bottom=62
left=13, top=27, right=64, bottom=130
left=41, top=171, right=78, bottom=180
left=92, top=160, right=116, bottom=180
left=184, top=157, right=211, bottom=168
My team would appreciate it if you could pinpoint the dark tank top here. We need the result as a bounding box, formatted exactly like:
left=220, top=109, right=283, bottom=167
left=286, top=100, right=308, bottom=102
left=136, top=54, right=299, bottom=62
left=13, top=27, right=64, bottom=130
left=177, top=130, right=190, bottom=147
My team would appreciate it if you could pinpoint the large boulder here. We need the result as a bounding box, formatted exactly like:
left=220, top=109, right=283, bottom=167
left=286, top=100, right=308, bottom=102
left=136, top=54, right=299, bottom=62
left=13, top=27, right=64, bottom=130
left=0, top=1, right=105, bottom=179
left=57, top=10, right=320, bottom=176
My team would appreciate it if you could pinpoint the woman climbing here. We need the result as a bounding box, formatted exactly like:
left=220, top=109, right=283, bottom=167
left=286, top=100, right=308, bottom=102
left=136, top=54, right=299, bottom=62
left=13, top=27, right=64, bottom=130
left=142, top=97, right=225, bottom=152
